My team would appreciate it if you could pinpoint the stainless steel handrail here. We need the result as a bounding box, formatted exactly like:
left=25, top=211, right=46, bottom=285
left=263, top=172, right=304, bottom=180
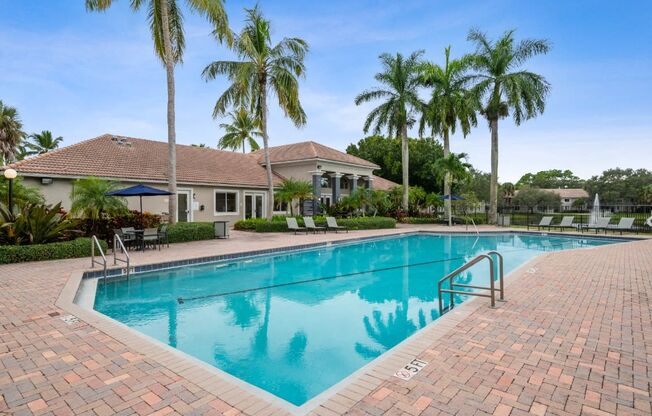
left=113, top=234, right=131, bottom=278
left=437, top=251, right=504, bottom=315
left=91, top=235, right=107, bottom=278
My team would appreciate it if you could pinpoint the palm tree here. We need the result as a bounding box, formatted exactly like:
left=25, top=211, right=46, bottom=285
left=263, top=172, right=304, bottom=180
left=218, top=108, right=261, bottom=153
left=0, top=100, right=26, bottom=164
left=355, top=51, right=424, bottom=211
left=434, top=153, right=472, bottom=226
left=419, top=47, right=478, bottom=225
left=85, top=0, right=231, bottom=224
left=467, top=29, right=551, bottom=224
left=275, top=178, right=312, bottom=215
left=202, top=6, right=308, bottom=220
left=24, top=130, right=63, bottom=156
left=70, top=177, right=128, bottom=219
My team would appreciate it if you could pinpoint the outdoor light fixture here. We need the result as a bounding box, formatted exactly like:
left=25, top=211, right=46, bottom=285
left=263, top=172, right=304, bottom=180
left=3, top=168, right=18, bottom=208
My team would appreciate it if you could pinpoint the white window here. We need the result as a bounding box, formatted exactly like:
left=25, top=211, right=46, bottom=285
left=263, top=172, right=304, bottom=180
left=214, top=190, right=239, bottom=215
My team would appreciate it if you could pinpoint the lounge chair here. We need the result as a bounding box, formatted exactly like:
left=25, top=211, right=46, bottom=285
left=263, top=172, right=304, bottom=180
left=555, top=216, right=575, bottom=231
left=158, top=224, right=169, bottom=248
left=113, top=228, right=134, bottom=250
left=286, top=217, right=308, bottom=234
left=326, top=216, right=348, bottom=233
left=582, top=217, right=611, bottom=234
left=303, top=217, right=326, bottom=234
left=536, top=216, right=553, bottom=230
left=605, top=217, right=635, bottom=235
left=142, top=227, right=160, bottom=250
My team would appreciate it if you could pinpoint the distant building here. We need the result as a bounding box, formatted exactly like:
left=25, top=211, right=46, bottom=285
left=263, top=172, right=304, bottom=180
left=543, top=188, right=589, bottom=211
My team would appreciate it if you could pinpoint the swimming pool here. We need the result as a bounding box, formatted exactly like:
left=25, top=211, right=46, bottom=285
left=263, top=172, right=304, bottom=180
left=93, top=233, right=621, bottom=406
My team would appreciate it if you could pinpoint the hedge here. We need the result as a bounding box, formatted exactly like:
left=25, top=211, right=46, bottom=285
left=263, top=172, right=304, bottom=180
left=167, top=222, right=215, bottom=243
left=235, top=216, right=396, bottom=232
left=399, top=216, right=440, bottom=224
left=0, top=237, right=108, bottom=264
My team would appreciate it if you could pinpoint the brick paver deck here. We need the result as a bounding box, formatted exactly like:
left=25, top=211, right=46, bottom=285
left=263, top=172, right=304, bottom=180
left=1, top=227, right=650, bottom=415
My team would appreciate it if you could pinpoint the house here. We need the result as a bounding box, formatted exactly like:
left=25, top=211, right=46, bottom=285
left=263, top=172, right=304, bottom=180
left=3, top=134, right=396, bottom=222
left=543, top=188, right=589, bottom=211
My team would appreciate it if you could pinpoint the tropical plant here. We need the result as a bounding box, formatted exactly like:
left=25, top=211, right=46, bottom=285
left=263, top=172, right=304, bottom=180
left=467, top=29, right=551, bottom=223
left=23, top=130, right=63, bottom=156
left=0, top=202, right=77, bottom=245
left=69, top=177, right=128, bottom=220
left=419, top=46, right=478, bottom=225
left=434, top=153, right=472, bottom=225
left=275, top=178, right=312, bottom=215
left=0, top=100, right=26, bottom=164
left=0, top=177, right=45, bottom=208
left=355, top=51, right=424, bottom=211
left=203, top=6, right=308, bottom=219
left=85, top=0, right=231, bottom=224
left=218, top=107, right=261, bottom=153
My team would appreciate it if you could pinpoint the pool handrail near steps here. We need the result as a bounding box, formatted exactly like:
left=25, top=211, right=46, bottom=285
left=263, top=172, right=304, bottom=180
left=438, top=251, right=504, bottom=315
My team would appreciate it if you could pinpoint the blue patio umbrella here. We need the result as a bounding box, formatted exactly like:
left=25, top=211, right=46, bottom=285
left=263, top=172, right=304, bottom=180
left=106, top=184, right=172, bottom=218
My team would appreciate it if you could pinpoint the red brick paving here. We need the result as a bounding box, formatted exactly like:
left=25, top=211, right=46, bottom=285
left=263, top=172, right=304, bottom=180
left=0, top=231, right=651, bottom=415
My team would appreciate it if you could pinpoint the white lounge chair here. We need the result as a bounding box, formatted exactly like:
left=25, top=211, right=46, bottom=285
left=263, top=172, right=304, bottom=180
left=326, top=217, right=348, bottom=233
left=556, top=216, right=575, bottom=231
left=286, top=217, right=308, bottom=234
left=605, top=217, right=635, bottom=235
left=536, top=216, right=553, bottom=230
left=582, top=217, right=611, bottom=234
left=303, top=217, right=326, bottom=233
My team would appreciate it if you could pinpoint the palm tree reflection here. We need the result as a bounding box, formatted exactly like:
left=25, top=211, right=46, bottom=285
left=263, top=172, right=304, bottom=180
left=355, top=306, right=417, bottom=359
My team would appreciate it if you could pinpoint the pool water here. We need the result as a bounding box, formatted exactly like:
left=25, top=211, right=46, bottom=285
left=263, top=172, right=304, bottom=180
left=93, top=233, right=620, bottom=406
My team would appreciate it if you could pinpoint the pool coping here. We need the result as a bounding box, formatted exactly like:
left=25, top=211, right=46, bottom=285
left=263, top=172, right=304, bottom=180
left=55, top=230, right=636, bottom=416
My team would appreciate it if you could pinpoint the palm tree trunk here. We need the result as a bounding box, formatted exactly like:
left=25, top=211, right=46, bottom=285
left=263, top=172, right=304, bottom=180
left=401, top=123, right=409, bottom=211
left=489, top=118, right=499, bottom=224
left=160, top=0, right=177, bottom=224
left=443, top=130, right=451, bottom=226
left=260, top=80, right=274, bottom=220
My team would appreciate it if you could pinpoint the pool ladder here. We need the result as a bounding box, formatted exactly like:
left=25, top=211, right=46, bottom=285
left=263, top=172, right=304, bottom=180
left=438, top=251, right=504, bottom=315
left=90, top=235, right=131, bottom=279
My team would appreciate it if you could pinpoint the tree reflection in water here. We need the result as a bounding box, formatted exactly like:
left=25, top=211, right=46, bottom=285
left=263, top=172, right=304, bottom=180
left=355, top=306, right=417, bottom=359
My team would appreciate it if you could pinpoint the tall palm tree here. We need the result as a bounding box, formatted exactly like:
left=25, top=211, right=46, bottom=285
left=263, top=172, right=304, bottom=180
left=355, top=51, right=424, bottom=211
left=24, top=130, right=63, bottom=156
left=467, top=29, right=551, bottom=224
left=218, top=107, right=261, bottom=153
left=0, top=100, right=26, bottom=165
left=202, top=6, right=308, bottom=220
left=85, top=0, right=231, bottom=224
left=419, top=46, right=478, bottom=225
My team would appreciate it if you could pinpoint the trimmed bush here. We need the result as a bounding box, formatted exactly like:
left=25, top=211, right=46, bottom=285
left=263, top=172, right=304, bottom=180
left=234, top=218, right=269, bottom=231
left=399, top=216, right=439, bottom=224
left=167, top=222, right=215, bottom=243
left=337, top=217, right=396, bottom=230
left=0, top=237, right=108, bottom=264
left=237, top=216, right=396, bottom=232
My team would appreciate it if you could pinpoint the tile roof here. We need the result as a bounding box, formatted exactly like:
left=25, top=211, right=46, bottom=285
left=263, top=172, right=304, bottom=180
left=4, top=134, right=284, bottom=188
left=543, top=188, right=589, bottom=198
left=252, top=140, right=379, bottom=168
left=371, top=175, right=398, bottom=191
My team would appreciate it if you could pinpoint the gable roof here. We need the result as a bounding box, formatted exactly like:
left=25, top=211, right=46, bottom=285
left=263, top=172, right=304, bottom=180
left=371, top=175, right=398, bottom=191
left=252, top=140, right=379, bottom=168
left=4, top=134, right=284, bottom=188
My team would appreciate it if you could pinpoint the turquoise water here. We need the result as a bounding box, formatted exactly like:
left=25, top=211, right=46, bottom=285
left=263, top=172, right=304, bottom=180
left=94, top=233, right=620, bottom=406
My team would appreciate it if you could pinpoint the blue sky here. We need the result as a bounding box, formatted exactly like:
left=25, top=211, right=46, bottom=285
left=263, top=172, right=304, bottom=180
left=1, top=0, right=651, bottom=181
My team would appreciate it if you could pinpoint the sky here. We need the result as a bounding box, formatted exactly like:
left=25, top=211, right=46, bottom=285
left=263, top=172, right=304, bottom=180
left=1, top=0, right=651, bottom=182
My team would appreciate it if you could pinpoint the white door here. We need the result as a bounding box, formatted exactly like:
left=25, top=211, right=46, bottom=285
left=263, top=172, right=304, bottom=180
left=244, top=192, right=265, bottom=219
left=177, top=189, right=192, bottom=222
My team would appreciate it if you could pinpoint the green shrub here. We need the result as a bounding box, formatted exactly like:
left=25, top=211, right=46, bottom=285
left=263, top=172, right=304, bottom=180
left=234, top=218, right=269, bottom=231
left=399, top=216, right=439, bottom=224
left=167, top=222, right=214, bottom=243
left=255, top=221, right=290, bottom=232
left=337, top=216, right=396, bottom=230
left=0, top=237, right=108, bottom=264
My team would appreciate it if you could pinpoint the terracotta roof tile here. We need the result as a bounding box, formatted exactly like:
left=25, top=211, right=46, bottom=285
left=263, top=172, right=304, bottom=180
left=253, top=141, right=379, bottom=168
left=5, top=134, right=283, bottom=188
left=371, top=175, right=398, bottom=191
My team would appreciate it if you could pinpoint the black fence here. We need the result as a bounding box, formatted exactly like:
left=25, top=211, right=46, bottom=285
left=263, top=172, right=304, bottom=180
left=497, top=205, right=652, bottom=234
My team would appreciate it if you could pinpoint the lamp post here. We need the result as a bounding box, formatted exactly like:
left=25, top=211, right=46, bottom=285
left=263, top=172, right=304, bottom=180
left=3, top=168, right=17, bottom=208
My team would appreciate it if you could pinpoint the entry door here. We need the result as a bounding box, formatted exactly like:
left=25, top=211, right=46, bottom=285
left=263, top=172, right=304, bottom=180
left=320, top=195, right=332, bottom=207
left=245, top=193, right=265, bottom=219
left=177, top=190, right=191, bottom=222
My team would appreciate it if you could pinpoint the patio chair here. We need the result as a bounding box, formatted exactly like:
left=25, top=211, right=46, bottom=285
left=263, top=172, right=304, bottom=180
left=142, top=227, right=160, bottom=250
left=583, top=217, right=611, bottom=234
left=536, top=216, right=553, bottom=230
left=605, top=217, right=635, bottom=235
left=158, top=224, right=169, bottom=248
left=555, top=216, right=575, bottom=231
left=286, top=217, right=308, bottom=234
left=303, top=216, right=326, bottom=233
left=113, top=228, right=134, bottom=250
left=326, top=217, right=348, bottom=233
